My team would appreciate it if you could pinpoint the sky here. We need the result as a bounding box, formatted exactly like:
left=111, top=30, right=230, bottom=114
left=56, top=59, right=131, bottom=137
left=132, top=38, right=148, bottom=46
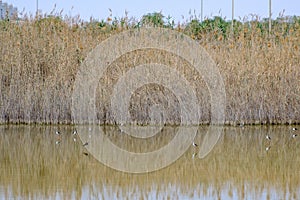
left=4, top=0, right=300, bottom=22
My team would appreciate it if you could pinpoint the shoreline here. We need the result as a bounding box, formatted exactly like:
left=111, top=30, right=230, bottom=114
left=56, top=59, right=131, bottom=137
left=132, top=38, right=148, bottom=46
left=0, top=121, right=299, bottom=126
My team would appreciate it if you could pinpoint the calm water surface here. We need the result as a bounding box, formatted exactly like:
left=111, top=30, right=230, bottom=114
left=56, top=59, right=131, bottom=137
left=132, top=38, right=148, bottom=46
left=0, top=125, right=299, bottom=199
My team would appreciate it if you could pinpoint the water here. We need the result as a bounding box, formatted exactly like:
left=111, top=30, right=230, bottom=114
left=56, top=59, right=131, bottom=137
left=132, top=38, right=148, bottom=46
left=0, top=125, right=299, bottom=199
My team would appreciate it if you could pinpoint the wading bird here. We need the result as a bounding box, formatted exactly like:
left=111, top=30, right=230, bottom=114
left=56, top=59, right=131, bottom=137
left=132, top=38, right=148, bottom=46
left=193, top=142, right=198, bottom=147
left=55, top=131, right=61, bottom=135
left=83, top=142, right=88, bottom=146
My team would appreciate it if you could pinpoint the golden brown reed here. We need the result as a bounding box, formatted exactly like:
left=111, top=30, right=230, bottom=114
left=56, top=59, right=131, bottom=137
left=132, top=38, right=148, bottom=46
left=0, top=14, right=299, bottom=125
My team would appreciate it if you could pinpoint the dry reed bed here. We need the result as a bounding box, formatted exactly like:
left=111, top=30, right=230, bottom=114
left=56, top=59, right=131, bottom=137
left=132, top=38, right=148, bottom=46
left=0, top=16, right=299, bottom=125
left=0, top=125, right=299, bottom=199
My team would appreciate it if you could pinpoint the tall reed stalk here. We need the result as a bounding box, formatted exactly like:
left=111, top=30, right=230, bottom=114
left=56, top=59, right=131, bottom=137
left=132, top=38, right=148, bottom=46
left=0, top=13, right=299, bottom=125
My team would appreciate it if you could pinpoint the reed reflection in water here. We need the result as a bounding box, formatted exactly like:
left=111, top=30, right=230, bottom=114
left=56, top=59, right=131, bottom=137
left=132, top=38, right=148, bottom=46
left=0, top=125, right=299, bottom=199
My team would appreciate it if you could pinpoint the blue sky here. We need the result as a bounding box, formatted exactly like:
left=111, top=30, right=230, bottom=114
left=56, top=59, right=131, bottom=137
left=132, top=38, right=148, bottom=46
left=5, top=0, right=300, bottom=22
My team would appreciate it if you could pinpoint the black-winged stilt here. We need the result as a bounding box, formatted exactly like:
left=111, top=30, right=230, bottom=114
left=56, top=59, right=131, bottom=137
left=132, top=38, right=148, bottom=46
left=83, top=142, right=88, bottom=146
left=55, top=131, right=61, bottom=135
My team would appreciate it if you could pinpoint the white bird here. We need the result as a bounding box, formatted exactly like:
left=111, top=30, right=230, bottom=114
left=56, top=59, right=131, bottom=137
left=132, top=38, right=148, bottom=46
left=193, top=142, right=198, bottom=147
left=73, top=130, right=77, bottom=135
left=292, top=134, right=298, bottom=138
left=83, top=142, right=88, bottom=146
left=55, top=140, right=61, bottom=145
left=292, top=127, right=297, bottom=131
left=55, top=131, right=61, bottom=135
left=266, top=135, right=271, bottom=141
left=265, top=146, right=271, bottom=151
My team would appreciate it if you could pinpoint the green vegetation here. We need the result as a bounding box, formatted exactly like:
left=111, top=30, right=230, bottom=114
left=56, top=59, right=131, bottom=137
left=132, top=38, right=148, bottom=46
left=0, top=12, right=299, bottom=125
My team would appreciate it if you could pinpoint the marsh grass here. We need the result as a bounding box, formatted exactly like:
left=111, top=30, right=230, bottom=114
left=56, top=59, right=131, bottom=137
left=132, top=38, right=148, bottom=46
left=0, top=13, right=299, bottom=125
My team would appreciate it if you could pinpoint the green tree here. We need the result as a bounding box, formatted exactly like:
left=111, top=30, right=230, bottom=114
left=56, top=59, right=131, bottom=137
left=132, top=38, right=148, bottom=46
left=141, top=12, right=165, bottom=27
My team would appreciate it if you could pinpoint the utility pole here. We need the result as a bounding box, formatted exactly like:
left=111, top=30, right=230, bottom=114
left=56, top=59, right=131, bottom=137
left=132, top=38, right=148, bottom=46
left=201, top=0, right=203, bottom=22
left=36, top=0, right=38, bottom=17
left=269, top=0, right=272, bottom=34
left=0, top=0, right=2, bottom=20
left=231, top=0, right=234, bottom=31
